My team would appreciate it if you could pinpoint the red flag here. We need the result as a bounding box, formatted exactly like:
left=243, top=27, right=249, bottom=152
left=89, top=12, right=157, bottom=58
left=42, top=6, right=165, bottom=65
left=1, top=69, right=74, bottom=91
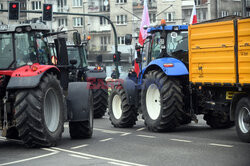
left=190, top=3, right=197, bottom=24
left=134, top=0, right=150, bottom=76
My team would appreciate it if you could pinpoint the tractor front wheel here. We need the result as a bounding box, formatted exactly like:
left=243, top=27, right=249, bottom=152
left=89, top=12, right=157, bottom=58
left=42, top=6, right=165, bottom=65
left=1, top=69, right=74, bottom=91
left=108, top=85, right=138, bottom=128
left=69, top=90, right=93, bottom=139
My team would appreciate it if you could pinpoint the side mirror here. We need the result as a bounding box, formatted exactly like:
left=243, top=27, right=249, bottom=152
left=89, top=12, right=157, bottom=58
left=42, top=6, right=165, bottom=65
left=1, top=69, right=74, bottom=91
left=70, top=59, right=77, bottom=65
left=73, top=32, right=81, bottom=46
left=125, top=34, right=132, bottom=45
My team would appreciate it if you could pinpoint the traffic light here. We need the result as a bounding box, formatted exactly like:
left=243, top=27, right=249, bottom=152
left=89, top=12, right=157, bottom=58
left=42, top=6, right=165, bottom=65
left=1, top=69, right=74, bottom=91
left=43, top=4, right=53, bottom=21
left=113, top=52, right=121, bottom=62
left=8, top=2, right=20, bottom=20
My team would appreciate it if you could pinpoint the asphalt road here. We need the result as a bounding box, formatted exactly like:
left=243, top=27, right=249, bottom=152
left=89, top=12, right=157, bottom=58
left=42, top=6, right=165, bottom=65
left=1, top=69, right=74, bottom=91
left=0, top=115, right=249, bottom=166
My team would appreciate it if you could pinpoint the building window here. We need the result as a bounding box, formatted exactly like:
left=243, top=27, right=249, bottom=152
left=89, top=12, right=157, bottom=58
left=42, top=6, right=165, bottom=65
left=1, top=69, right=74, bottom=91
left=58, top=0, right=67, bottom=7
left=116, top=15, right=127, bottom=25
left=100, top=0, right=110, bottom=12
left=116, top=0, right=127, bottom=3
left=32, top=1, right=41, bottom=10
left=247, top=12, right=250, bottom=17
left=221, top=11, right=229, bottom=17
left=0, top=3, right=3, bottom=10
left=73, top=0, right=82, bottom=7
left=195, top=0, right=201, bottom=5
left=58, top=18, right=68, bottom=26
left=234, top=11, right=242, bottom=16
left=101, top=36, right=110, bottom=51
left=165, top=12, right=174, bottom=22
left=118, top=36, right=125, bottom=45
left=149, top=13, right=156, bottom=23
left=100, top=16, right=110, bottom=25
left=73, top=17, right=83, bottom=27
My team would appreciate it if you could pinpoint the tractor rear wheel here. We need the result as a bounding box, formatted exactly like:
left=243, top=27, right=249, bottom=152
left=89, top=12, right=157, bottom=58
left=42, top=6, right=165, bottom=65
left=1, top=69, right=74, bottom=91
left=93, top=81, right=108, bottom=118
left=69, top=90, right=93, bottom=139
left=14, top=73, right=65, bottom=147
left=108, top=85, right=138, bottom=128
left=141, top=70, right=185, bottom=132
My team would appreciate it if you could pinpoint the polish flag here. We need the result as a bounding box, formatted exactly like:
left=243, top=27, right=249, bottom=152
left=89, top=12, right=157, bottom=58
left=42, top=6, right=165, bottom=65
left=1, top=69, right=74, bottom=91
left=189, top=3, right=197, bottom=24
left=134, top=0, right=150, bottom=76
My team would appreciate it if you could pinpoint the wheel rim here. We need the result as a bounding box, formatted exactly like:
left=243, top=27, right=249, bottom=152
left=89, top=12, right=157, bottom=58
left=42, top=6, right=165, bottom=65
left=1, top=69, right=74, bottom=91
left=112, top=94, right=122, bottom=119
left=238, top=107, right=250, bottom=134
left=44, top=88, right=60, bottom=132
left=146, top=84, right=161, bottom=120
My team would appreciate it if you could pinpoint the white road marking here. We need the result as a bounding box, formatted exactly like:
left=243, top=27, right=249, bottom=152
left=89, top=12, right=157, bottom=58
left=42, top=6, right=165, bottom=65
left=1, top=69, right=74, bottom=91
left=94, top=128, right=126, bottom=134
left=209, top=143, right=233, bottom=148
left=52, top=147, right=147, bottom=166
left=120, top=133, right=131, bottom=136
left=100, top=138, right=113, bottom=142
left=170, top=139, right=192, bottom=143
left=136, top=135, right=156, bottom=139
left=136, top=128, right=145, bottom=131
left=109, top=161, right=133, bottom=166
left=70, top=144, right=89, bottom=150
left=0, top=148, right=59, bottom=166
left=69, top=154, right=91, bottom=160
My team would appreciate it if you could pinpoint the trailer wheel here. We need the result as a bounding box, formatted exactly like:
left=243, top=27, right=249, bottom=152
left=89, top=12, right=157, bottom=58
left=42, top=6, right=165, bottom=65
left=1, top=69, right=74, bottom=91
left=69, top=90, right=93, bottom=139
left=203, top=113, right=234, bottom=129
left=14, top=73, right=65, bottom=147
left=141, top=70, right=184, bottom=132
left=93, top=81, right=108, bottom=118
left=235, top=97, right=250, bottom=143
left=108, top=85, right=138, bottom=128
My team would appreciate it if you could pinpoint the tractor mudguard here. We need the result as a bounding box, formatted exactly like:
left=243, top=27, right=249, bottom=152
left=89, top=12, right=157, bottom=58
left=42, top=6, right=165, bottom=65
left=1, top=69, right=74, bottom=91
left=143, top=57, right=189, bottom=76
left=86, top=70, right=107, bottom=80
left=67, top=82, right=91, bottom=121
left=121, top=78, right=140, bottom=106
left=6, top=65, right=59, bottom=89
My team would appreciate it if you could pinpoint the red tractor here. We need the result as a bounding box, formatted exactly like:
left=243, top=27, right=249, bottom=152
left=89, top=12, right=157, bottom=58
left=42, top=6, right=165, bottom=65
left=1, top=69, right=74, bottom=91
left=0, top=23, right=93, bottom=147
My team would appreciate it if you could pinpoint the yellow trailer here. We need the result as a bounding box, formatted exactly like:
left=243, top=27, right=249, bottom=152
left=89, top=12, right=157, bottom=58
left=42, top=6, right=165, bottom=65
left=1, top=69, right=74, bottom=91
left=189, top=17, right=250, bottom=142
left=189, top=18, right=250, bottom=85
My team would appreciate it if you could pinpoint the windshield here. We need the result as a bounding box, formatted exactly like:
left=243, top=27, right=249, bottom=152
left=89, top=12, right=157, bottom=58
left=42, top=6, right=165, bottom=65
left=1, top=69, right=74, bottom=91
left=67, top=46, right=88, bottom=68
left=0, top=33, right=37, bottom=69
left=0, top=33, right=14, bottom=69
left=166, top=31, right=188, bottom=56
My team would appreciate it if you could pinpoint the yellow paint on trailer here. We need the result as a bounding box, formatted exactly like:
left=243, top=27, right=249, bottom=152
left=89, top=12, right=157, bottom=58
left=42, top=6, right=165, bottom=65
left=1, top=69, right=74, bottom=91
left=189, top=20, right=236, bottom=84
left=238, top=18, right=250, bottom=84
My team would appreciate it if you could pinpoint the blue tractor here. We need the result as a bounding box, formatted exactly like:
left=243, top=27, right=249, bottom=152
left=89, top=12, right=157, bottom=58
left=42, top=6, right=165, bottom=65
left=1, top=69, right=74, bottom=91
left=108, top=24, right=192, bottom=131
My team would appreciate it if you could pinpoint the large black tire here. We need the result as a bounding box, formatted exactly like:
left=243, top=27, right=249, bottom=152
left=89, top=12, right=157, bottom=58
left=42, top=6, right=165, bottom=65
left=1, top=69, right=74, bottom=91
left=235, top=97, right=250, bottom=143
left=203, top=113, right=234, bottom=129
left=93, top=81, right=108, bottom=118
left=6, top=127, right=19, bottom=140
left=14, top=73, right=65, bottom=147
left=69, top=90, right=93, bottom=139
left=141, top=70, right=185, bottom=132
left=108, top=85, right=138, bottom=128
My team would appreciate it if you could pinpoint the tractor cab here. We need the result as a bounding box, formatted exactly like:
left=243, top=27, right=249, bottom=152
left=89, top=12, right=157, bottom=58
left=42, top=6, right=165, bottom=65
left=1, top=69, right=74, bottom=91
left=145, top=24, right=188, bottom=65
left=0, top=23, right=51, bottom=71
left=66, top=44, right=88, bottom=68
